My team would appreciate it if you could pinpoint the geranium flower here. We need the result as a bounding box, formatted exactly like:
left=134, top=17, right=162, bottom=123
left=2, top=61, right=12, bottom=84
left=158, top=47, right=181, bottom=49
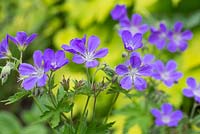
left=62, top=35, right=108, bottom=68
left=148, top=23, right=169, bottom=50
left=19, top=50, right=49, bottom=90
left=115, top=53, right=152, bottom=90
left=44, top=48, right=69, bottom=71
left=151, top=103, right=183, bottom=127
left=152, top=60, right=182, bottom=87
left=183, top=77, right=200, bottom=103
left=0, top=35, right=10, bottom=59
left=121, top=30, right=143, bottom=51
left=167, top=22, right=193, bottom=52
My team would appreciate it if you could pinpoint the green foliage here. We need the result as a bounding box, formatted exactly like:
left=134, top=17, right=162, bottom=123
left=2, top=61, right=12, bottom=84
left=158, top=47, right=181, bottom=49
left=1, top=90, right=30, bottom=105
left=0, top=111, right=47, bottom=134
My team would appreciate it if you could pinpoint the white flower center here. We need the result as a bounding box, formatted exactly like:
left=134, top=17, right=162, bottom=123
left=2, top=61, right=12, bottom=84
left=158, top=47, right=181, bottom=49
left=161, top=72, right=169, bottom=80
left=35, top=68, right=44, bottom=78
left=173, top=34, right=182, bottom=44
left=84, top=52, right=94, bottom=61
left=129, top=68, right=139, bottom=80
left=162, top=115, right=171, bottom=124
left=193, top=89, right=200, bottom=97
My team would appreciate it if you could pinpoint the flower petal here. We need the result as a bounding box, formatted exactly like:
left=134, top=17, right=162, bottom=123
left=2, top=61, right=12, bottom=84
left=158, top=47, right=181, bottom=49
left=86, top=60, right=99, bottom=68
left=115, top=64, right=129, bottom=75
left=22, top=77, right=37, bottom=90
left=130, top=55, right=141, bottom=68
left=153, top=60, right=165, bottom=73
left=161, top=103, right=173, bottom=114
left=121, top=30, right=134, bottom=51
left=182, top=30, right=193, bottom=40
left=70, top=38, right=86, bottom=54
left=183, top=88, right=194, bottom=97
left=55, top=50, right=68, bottom=67
left=8, top=35, right=18, bottom=45
left=120, top=76, right=132, bottom=90
left=133, top=77, right=147, bottom=91
left=166, top=60, right=177, bottom=72
left=131, top=14, right=142, bottom=25
left=187, top=77, right=196, bottom=89
left=44, top=48, right=54, bottom=61
left=143, top=54, right=154, bottom=64
left=151, top=109, right=161, bottom=118
left=170, top=110, right=183, bottom=121
left=179, top=41, right=188, bottom=51
left=167, top=41, right=177, bottom=53
left=37, top=74, right=48, bottom=87
left=174, top=22, right=183, bottom=33
left=72, top=54, right=85, bottom=64
left=25, top=33, right=37, bottom=45
left=138, top=65, right=152, bottom=76
left=19, top=63, right=36, bottom=75
left=16, top=31, right=27, bottom=45
left=139, top=24, right=148, bottom=34
left=94, top=48, right=108, bottom=58
left=33, top=50, right=43, bottom=68
left=111, top=4, right=127, bottom=21
left=62, top=44, right=77, bottom=54
left=132, top=33, right=143, bottom=50
left=88, top=36, right=100, bottom=53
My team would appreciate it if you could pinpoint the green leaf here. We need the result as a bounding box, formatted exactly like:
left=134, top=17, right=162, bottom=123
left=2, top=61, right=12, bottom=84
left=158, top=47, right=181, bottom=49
left=0, top=112, right=21, bottom=134
left=21, top=124, right=48, bottom=134
left=1, top=90, right=30, bottom=105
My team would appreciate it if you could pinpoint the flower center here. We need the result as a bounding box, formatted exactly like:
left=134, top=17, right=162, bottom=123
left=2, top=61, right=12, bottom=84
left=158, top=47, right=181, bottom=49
left=173, top=34, right=182, bottom=44
left=130, top=26, right=139, bottom=35
left=193, top=89, right=200, bottom=97
left=129, top=68, right=138, bottom=80
left=84, top=52, right=94, bottom=61
left=161, top=72, right=169, bottom=80
left=162, top=115, right=171, bottom=124
left=36, top=68, right=44, bottom=78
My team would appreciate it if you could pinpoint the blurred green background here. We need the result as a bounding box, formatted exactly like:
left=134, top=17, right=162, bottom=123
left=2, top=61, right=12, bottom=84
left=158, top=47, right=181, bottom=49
left=0, top=0, right=200, bottom=133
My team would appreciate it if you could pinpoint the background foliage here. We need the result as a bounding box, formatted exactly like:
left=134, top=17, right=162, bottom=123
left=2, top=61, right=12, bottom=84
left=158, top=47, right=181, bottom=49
left=0, top=0, right=200, bottom=133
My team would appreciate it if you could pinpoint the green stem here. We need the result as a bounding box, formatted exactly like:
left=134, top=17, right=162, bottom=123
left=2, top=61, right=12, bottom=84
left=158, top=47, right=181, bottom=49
left=190, top=102, right=198, bottom=119
left=104, top=92, right=120, bottom=123
left=32, top=95, right=43, bottom=113
left=82, top=96, right=90, bottom=117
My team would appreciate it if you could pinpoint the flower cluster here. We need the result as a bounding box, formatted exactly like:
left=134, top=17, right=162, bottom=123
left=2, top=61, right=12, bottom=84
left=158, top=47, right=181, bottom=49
left=149, top=22, right=193, bottom=52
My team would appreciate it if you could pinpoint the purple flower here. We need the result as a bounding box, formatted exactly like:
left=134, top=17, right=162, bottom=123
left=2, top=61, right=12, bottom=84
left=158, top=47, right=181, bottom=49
left=119, top=14, right=148, bottom=36
left=0, top=35, right=10, bottom=59
left=152, top=60, right=182, bottom=87
left=19, top=50, right=49, bottom=90
left=111, top=4, right=128, bottom=21
left=115, top=53, right=152, bottom=90
left=167, top=22, right=193, bottom=52
left=8, top=31, right=37, bottom=50
left=183, top=77, right=200, bottom=103
left=62, top=35, right=108, bottom=68
left=43, top=48, right=69, bottom=71
left=151, top=103, right=183, bottom=127
left=121, top=30, right=143, bottom=51
left=148, top=23, right=169, bottom=50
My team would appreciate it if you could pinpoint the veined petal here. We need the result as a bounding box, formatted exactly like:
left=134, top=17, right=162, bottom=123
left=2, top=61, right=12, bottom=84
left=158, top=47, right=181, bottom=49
left=16, top=31, right=27, bottom=45
left=167, top=41, right=177, bottom=53
left=183, top=88, right=194, bottom=97
left=174, top=22, right=183, bottom=33
left=25, top=33, right=37, bottom=45
left=153, top=60, right=165, bottom=73
left=62, top=44, right=77, bottom=54
left=94, top=48, right=108, bottom=58
left=166, top=60, right=177, bottom=72
left=182, top=30, right=193, bottom=40
left=131, top=14, right=142, bottom=25
left=72, top=54, right=85, bottom=64
left=160, top=23, right=167, bottom=32
left=86, top=60, right=99, bottom=68
left=22, top=77, right=37, bottom=90
left=138, top=65, right=152, bottom=76
left=87, top=36, right=100, bottom=53
left=19, top=63, right=36, bottom=75
left=132, top=33, right=142, bottom=50
left=122, top=30, right=134, bottom=51
left=37, top=74, right=48, bottom=87
left=44, top=48, right=54, bottom=61
left=120, top=76, right=132, bottom=90
left=133, top=77, right=147, bottom=91
left=161, top=103, right=173, bottom=114
left=8, top=35, right=18, bottom=45
left=33, top=50, right=43, bottom=68
left=151, top=109, right=161, bottom=118
left=55, top=50, right=68, bottom=67
left=130, top=55, right=141, bottom=68
left=115, top=64, right=129, bottom=75
left=71, top=38, right=86, bottom=54
left=187, top=77, right=196, bottom=89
